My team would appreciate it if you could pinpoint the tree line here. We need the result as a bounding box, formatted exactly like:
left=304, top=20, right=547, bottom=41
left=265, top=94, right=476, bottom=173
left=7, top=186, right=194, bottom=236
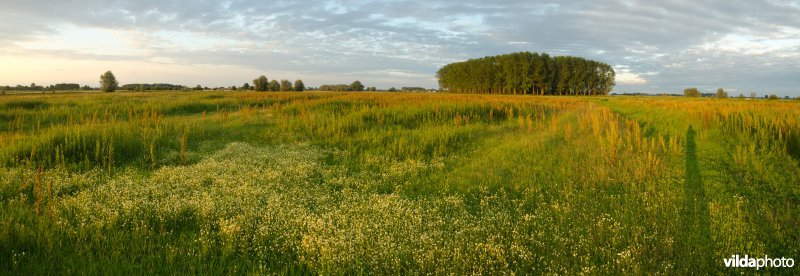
left=121, top=83, right=186, bottom=91
left=1, top=71, right=429, bottom=94
left=2, top=83, right=88, bottom=91
left=318, top=81, right=365, bottom=92
left=436, top=52, right=615, bottom=95
left=252, top=76, right=305, bottom=92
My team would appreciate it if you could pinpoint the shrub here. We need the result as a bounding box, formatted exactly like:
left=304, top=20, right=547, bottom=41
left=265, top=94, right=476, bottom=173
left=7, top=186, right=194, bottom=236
left=684, top=87, right=700, bottom=97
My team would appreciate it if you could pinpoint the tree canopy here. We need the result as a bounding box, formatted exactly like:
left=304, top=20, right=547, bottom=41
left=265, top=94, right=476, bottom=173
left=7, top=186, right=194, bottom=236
left=402, top=87, right=427, bottom=92
left=684, top=87, right=700, bottom=97
left=716, top=88, right=728, bottom=98
left=318, top=84, right=352, bottom=91
left=121, top=83, right=185, bottom=91
left=268, top=80, right=280, bottom=91
left=350, top=81, right=364, bottom=92
left=252, top=76, right=305, bottom=92
left=253, top=76, right=269, bottom=91
left=294, top=80, right=305, bottom=92
left=318, top=81, right=369, bottom=92
left=436, top=52, right=615, bottom=95
left=100, top=71, right=119, bottom=92
left=280, top=79, right=293, bottom=91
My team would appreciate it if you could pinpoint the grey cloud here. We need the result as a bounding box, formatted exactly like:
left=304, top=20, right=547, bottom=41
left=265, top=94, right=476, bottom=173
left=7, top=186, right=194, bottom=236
left=0, top=0, right=799, bottom=94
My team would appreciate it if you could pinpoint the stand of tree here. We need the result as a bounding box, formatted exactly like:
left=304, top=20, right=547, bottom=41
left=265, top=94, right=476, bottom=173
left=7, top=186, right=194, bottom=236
left=52, top=83, right=81, bottom=90
left=121, top=83, right=186, bottom=91
left=318, top=81, right=366, bottom=92
left=252, top=76, right=306, bottom=92
left=683, top=87, right=699, bottom=97
left=318, top=84, right=352, bottom=91
left=2, top=83, right=84, bottom=91
left=437, top=52, right=615, bottom=95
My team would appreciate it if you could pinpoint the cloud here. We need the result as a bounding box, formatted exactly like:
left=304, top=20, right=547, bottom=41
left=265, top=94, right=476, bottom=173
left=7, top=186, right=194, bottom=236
left=614, top=65, right=648, bottom=85
left=0, top=0, right=798, bottom=95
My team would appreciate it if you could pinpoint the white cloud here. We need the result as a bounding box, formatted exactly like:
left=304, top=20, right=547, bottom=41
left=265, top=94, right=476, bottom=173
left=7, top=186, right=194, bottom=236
left=614, top=65, right=648, bottom=85
left=0, top=0, right=799, bottom=95
left=14, top=25, right=145, bottom=58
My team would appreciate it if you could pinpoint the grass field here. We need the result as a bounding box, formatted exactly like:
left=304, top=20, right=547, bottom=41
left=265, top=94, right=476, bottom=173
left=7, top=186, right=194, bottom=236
left=1, top=91, right=798, bottom=273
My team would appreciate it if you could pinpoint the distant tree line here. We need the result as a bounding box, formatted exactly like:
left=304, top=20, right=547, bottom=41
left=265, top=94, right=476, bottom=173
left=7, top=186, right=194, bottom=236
left=121, top=83, right=186, bottom=91
left=252, top=76, right=305, bottom=92
left=53, top=83, right=81, bottom=90
left=683, top=87, right=733, bottom=98
left=2, top=83, right=86, bottom=91
left=437, top=52, right=615, bottom=95
left=318, top=81, right=365, bottom=92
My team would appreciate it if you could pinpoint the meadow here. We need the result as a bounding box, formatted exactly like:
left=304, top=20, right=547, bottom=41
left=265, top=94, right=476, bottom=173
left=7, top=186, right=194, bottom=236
left=0, top=91, right=798, bottom=274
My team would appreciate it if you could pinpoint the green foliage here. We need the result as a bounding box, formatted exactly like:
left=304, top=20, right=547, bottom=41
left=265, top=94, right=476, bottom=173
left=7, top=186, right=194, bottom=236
left=437, top=52, right=615, bottom=95
left=402, top=87, right=426, bottom=91
left=3, top=100, right=50, bottom=110
left=268, top=80, right=280, bottom=92
left=716, top=88, right=728, bottom=98
left=684, top=87, right=700, bottom=97
left=121, top=83, right=184, bottom=91
left=279, top=79, right=293, bottom=91
left=52, top=83, right=80, bottom=90
left=350, top=80, right=364, bottom=91
left=294, top=79, right=305, bottom=92
left=769, top=94, right=779, bottom=100
left=99, top=71, right=118, bottom=92
left=1, top=92, right=798, bottom=274
left=318, top=82, right=366, bottom=92
left=253, top=76, right=268, bottom=92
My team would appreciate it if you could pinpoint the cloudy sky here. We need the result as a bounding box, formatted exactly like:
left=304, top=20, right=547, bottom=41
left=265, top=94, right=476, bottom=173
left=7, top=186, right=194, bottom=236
left=1, top=0, right=799, bottom=96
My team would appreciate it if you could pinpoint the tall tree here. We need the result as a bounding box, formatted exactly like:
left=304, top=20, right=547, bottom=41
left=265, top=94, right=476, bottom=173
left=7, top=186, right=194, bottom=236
left=268, top=80, right=280, bottom=91
left=350, top=80, right=364, bottom=91
left=684, top=87, right=700, bottom=97
left=294, top=79, right=305, bottom=92
left=280, top=79, right=293, bottom=91
left=100, top=71, right=119, bottom=92
left=716, top=88, right=728, bottom=98
left=436, top=52, right=614, bottom=95
left=253, top=75, right=269, bottom=91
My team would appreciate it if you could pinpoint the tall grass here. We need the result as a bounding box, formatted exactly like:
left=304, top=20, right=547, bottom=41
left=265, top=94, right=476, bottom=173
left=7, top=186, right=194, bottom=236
left=1, top=92, right=798, bottom=273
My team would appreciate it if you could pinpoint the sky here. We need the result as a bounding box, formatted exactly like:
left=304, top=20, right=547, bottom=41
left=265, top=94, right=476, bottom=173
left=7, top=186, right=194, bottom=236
left=1, top=0, right=799, bottom=96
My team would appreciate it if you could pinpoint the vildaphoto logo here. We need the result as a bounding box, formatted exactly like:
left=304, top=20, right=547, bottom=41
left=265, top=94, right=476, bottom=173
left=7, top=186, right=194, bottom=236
left=724, top=255, right=795, bottom=270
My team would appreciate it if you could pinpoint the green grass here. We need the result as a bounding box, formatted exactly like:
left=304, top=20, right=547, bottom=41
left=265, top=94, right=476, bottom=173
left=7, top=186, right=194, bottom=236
left=1, top=92, right=798, bottom=274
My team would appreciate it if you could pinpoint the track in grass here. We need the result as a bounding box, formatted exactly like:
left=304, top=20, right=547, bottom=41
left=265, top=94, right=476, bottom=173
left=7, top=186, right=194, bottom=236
left=0, top=92, right=798, bottom=274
